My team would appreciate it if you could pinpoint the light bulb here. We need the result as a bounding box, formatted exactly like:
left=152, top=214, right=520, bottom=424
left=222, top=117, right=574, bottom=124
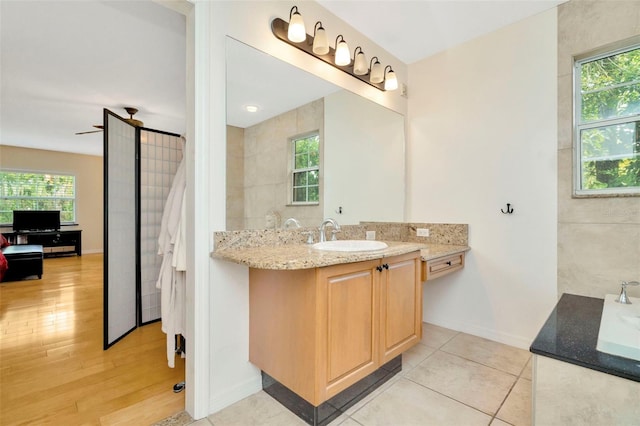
left=312, top=22, right=329, bottom=55
left=370, top=57, right=383, bottom=84
left=384, top=66, right=398, bottom=91
left=287, top=6, right=306, bottom=43
left=334, top=35, right=350, bottom=66
left=353, top=47, right=368, bottom=75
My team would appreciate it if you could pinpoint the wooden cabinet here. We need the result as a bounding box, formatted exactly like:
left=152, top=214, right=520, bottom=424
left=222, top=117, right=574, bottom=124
left=249, top=251, right=421, bottom=406
left=4, top=230, right=82, bottom=257
left=422, top=252, right=465, bottom=281
left=379, top=252, right=423, bottom=364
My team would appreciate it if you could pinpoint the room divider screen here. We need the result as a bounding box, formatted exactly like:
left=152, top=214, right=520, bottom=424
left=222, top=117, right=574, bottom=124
left=104, top=110, right=137, bottom=348
left=103, top=109, right=182, bottom=349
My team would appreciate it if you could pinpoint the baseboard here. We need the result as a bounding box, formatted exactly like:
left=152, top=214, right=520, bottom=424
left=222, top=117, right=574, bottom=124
left=424, top=317, right=533, bottom=350
left=208, top=374, right=262, bottom=414
left=82, top=249, right=103, bottom=254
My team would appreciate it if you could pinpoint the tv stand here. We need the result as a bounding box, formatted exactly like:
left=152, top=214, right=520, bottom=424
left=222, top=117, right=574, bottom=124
left=5, top=230, right=82, bottom=257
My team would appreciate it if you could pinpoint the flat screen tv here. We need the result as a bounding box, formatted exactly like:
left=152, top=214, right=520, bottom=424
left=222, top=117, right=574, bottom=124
left=12, top=210, right=61, bottom=232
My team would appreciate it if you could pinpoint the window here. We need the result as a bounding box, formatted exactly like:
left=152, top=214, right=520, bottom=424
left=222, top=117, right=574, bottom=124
left=0, top=171, right=76, bottom=224
left=575, top=44, right=640, bottom=196
left=291, top=133, right=320, bottom=204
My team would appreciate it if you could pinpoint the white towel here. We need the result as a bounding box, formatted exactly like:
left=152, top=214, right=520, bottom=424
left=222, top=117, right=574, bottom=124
left=156, top=140, right=187, bottom=368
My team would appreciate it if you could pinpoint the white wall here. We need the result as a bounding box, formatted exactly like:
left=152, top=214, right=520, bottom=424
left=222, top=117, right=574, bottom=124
left=407, top=9, right=558, bottom=348
left=195, top=0, right=407, bottom=418
left=324, top=90, right=405, bottom=224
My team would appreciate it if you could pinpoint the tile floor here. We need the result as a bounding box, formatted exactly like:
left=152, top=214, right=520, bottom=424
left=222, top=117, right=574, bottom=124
left=159, top=323, right=533, bottom=426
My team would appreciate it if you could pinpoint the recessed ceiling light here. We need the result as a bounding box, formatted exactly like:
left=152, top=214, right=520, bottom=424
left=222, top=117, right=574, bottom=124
left=245, top=105, right=259, bottom=113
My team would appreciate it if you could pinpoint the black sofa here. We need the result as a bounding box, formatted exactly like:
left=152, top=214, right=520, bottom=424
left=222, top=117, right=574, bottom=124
left=1, top=244, right=44, bottom=282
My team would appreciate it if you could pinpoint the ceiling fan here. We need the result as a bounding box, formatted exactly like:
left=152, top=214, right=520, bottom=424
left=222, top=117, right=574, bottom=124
left=75, top=124, right=103, bottom=135
left=75, top=107, right=144, bottom=135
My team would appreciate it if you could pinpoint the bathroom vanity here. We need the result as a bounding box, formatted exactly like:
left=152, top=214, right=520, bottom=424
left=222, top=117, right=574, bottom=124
left=212, top=223, right=469, bottom=425
left=249, top=250, right=421, bottom=406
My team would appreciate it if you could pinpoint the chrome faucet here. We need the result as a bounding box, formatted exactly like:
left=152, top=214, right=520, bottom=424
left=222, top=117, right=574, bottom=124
left=283, top=217, right=302, bottom=229
left=319, top=218, right=341, bottom=242
left=617, top=281, right=639, bottom=304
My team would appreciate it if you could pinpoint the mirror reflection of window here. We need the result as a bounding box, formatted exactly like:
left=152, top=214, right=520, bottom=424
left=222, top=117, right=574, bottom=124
left=291, top=132, right=320, bottom=204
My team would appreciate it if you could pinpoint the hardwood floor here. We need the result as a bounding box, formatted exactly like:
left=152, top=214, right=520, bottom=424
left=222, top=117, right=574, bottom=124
left=0, top=254, right=185, bottom=425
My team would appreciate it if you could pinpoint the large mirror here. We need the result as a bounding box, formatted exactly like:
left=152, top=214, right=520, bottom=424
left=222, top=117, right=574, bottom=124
left=226, top=37, right=405, bottom=230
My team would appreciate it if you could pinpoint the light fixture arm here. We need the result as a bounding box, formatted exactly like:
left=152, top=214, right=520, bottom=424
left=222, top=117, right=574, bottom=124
left=289, top=6, right=299, bottom=20
left=313, top=21, right=323, bottom=36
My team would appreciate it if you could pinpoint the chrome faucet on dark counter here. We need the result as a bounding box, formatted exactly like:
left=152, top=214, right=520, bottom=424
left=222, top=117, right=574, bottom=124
left=319, top=218, right=341, bottom=242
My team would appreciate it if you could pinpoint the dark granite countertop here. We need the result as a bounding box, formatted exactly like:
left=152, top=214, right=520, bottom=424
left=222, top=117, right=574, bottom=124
left=530, top=293, right=640, bottom=383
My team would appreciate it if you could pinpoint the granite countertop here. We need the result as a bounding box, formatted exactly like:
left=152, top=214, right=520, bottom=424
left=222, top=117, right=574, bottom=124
left=530, top=293, right=640, bottom=383
left=212, top=241, right=469, bottom=270
left=421, top=244, right=470, bottom=261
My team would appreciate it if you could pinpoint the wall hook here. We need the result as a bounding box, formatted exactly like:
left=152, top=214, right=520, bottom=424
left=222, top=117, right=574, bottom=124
left=501, top=203, right=514, bottom=214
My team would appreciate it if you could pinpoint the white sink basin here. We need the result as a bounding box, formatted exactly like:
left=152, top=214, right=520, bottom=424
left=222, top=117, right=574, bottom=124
left=596, top=294, right=640, bottom=361
left=312, top=240, right=388, bottom=252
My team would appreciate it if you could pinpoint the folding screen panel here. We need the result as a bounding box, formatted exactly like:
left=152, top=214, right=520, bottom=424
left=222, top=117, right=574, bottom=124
left=139, top=130, right=183, bottom=324
left=103, top=110, right=137, bottom=349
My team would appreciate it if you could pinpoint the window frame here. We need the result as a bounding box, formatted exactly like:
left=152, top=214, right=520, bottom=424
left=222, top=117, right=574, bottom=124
left=0, top=169, right=77, bottom=226
left=289, top=131, right=320, bottom=206
left=573, top=43, right=640, bottom=197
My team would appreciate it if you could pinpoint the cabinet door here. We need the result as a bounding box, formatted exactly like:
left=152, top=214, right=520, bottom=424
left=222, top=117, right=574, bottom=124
left=380, top=251, right=422, bottom=364
left=318, top=260, right=380, bottom=400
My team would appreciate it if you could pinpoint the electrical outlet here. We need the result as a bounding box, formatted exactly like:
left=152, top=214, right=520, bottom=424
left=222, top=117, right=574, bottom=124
left=366, top=231, right=376, bottom=240
left=416, top=228, right=430, bottom=237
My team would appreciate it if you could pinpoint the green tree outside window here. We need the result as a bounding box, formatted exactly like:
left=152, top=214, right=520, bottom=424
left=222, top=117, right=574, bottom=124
left=0, top=171, right=76, bottom=224
left=577, top=46, right=640, bottom=194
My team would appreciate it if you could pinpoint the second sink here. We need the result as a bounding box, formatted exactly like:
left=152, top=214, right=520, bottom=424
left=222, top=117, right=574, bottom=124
left=312, top=240, right=388, bottom=252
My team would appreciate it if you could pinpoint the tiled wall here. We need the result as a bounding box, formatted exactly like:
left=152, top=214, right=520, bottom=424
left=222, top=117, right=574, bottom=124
left=557, top=1, right=640, bottom=298
left=226, top=125, right=245, bottom=231
left=241, top=98, right=324, bottom=230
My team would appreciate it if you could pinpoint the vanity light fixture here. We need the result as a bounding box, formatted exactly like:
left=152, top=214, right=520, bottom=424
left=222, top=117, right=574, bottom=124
left=369, top=57, right=384, bottom=84
left=334, top=35, right=350, bottom=66
left=384, top=65, right=398, bottom=91
left=271, top=6, right=397, bottom=91
left=353, top=46, right=368, bottom=75
left=312, top=21, right=329, bottom=55
left=287, top=6, right=306, bottom=43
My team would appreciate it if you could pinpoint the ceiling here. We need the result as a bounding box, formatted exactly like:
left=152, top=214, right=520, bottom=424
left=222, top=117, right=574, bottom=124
left=318, top=0, right=566, bottom=64
left=0, top=1, right=187, bottom=157
left=1, top=0, right=565, bottom=157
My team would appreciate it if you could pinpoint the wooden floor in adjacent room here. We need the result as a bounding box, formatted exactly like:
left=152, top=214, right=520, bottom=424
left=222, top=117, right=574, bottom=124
left=0, top=254, right=185, bottom=425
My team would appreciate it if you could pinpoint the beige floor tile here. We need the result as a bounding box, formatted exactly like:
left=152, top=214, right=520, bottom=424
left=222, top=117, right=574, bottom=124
left=496, top=378, right=532, bottom=426
left=520, top=357, right=533, bottom=380
left=406, top=351, right=517, bottom=415
left=332, top=417, right=363, bottom=426
left=208, top=391, right=306, bottom=426
left=421, top=322, right=458, bottom=348
left=191, top=420, right=213, bottom=426
left=351, top=378, right=491, bottom=426
left=401, top=343, right=437, bottom=371
left=490, top=418, right=512, bottom=426
left=344, top=374, right=402, bottom=416
left=441, top=333, right=531, bottom=376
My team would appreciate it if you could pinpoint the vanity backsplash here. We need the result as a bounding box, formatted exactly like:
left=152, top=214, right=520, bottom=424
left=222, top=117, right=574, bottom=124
left=213, top=222, right=468, bottom=251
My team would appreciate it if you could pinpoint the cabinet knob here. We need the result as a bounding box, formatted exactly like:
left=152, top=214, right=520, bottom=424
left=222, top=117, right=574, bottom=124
left=383, top=263, right=389, bottom=270
left=376, top=266, right=383, bottom=272
left=446, top=261, right=452, bottom=266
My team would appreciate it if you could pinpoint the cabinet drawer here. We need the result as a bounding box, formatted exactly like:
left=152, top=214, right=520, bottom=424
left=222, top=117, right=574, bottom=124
left=422, top=253, right=465, bottom=281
